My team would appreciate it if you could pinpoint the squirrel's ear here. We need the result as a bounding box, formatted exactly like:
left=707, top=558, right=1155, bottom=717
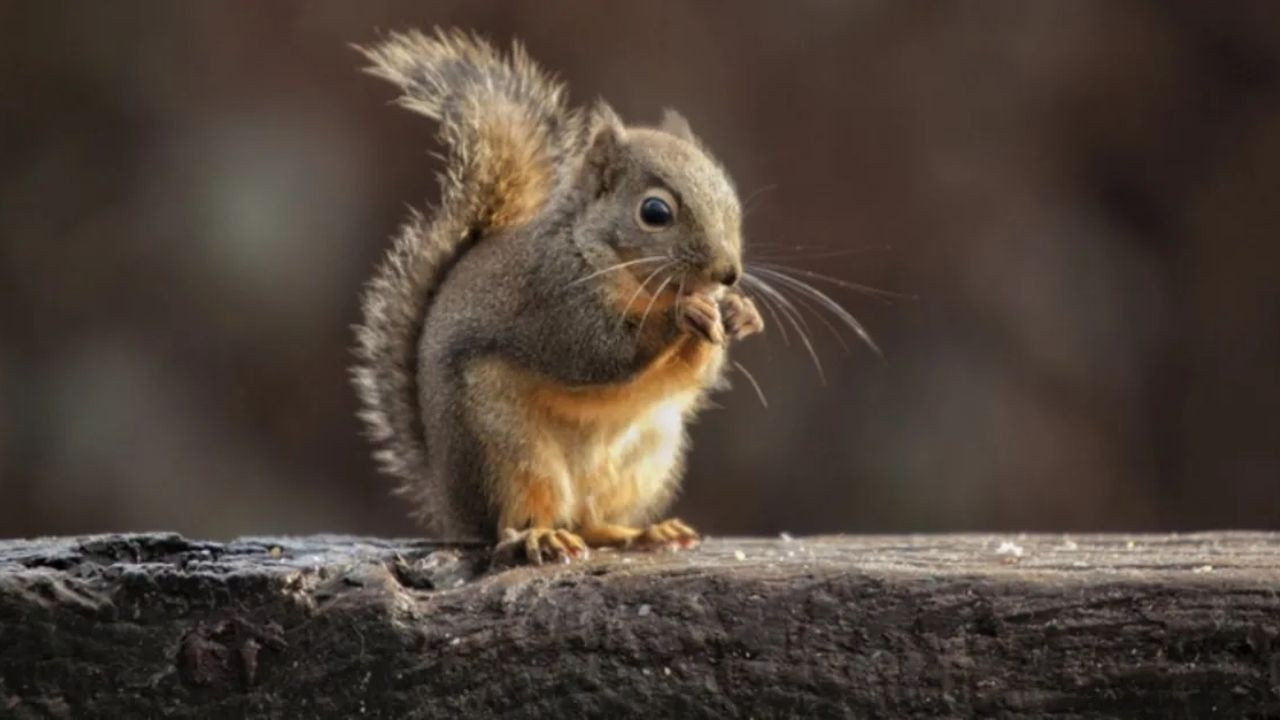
left=659, top=108, right=697, bottom=143
left=581, top=101, right=626, bottom=194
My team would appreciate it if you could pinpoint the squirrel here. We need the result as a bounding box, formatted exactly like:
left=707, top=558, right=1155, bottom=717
left=351, top=29, right=764, bottom=564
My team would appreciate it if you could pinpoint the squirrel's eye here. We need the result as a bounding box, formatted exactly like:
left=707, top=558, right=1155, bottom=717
left=636, top=191, right=677, bottom=231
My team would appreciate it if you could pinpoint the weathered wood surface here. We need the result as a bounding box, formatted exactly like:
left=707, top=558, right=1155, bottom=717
left=0, top=532, right=1277, bottom=718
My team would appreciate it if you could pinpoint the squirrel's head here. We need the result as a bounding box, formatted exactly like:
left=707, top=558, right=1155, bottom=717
left=573, top=103, right=742, bottom=295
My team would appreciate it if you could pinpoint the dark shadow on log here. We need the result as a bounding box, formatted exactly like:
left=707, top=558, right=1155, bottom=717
left=1, top=533, right=1278, bottom=718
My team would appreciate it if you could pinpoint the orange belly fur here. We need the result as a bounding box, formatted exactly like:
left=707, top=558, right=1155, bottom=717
left=467, top=269, right=723, bottom=534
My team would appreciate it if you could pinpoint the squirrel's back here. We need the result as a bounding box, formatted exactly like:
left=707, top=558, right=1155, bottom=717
left=351, top=30, right=578, bottom=523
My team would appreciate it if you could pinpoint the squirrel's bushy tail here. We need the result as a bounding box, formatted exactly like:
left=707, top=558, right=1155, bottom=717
left=351, top=29, right=577, bottom=520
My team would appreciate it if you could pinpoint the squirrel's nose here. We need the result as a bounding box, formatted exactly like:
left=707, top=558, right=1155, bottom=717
left=713, top=266, right=739, bottom=287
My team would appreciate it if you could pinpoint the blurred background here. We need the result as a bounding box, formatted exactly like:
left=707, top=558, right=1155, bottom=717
left=2, top=1, right=1277, bottom=539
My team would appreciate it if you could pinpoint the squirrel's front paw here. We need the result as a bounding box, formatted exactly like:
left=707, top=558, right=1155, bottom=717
left=679, top=293, right=725, bottom=345
left=493, top=527, right=589, bottom=566
left=720, top=292, right=764, bottom=340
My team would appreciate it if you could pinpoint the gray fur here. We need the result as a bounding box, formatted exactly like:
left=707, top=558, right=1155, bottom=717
left=353, top=28, right=746, bottom=540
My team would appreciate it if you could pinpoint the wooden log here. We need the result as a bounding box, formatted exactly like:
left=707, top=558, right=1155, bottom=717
left=1, top=532, right=1277, bottom=718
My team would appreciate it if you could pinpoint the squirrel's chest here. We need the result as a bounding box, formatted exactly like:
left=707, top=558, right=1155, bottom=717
left=552, top=393, right=692, bottom=523
left=466, top=336, right=722, bottom=526
left=506, top=339, right=720, bottom=523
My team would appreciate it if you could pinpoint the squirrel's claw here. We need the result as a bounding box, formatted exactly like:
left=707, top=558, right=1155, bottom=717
left=631, top=518, right=701, bottom=551
left=493, top=527, right=589, bottom=566
left=720, top=292, right=764, bottom=341
left=679, top=293, right=725, bottom=345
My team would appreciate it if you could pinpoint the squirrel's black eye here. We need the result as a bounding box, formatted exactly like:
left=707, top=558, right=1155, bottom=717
left=636, top=192, right=676, bottom=231
left=639, top=197, right=673, bottom=226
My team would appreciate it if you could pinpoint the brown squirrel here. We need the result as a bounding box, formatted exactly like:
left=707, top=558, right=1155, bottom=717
left=352, top=29, right=764, bottom=564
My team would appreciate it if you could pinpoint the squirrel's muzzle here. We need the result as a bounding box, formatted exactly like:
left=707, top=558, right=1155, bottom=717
left=710, top=264, right=740, bottom=288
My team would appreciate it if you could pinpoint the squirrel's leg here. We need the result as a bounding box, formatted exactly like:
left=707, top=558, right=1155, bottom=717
left=489, top=471, right=591, bottom=565
left=577, top=523, right=641, bottom=547
left=463, top=358, right=591, bottom=565
left=579, top=520, right=699, bottom=550
left=495, top=527, right=590, bottom=565
left=490, top=473, right=590, bottom=565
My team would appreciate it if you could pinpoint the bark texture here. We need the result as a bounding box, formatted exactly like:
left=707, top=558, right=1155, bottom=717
left=1, top=532, right=1278, bottom=718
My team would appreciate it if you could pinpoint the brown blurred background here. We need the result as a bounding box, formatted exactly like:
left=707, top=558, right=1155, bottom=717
left=2, top=1, right=1277, bottom=540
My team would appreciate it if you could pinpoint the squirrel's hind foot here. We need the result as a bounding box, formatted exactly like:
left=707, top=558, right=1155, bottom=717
left=579, top=519, right=700, bottom=552
left=636, top=518, right=701, bottom=550
left=493, top=527, right=590, bottom=566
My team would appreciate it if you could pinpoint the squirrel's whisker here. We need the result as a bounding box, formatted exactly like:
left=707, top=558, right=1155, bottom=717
left=753, top=266, right=876, bottom=344
left=757, top=276, right=816, bottom=341
left=732, top=360, right=769, bottom=408
left=775, top=283, right=852, bottom=354
left=750, top=266, right=883, bottom=358
left=748, top=261, right=908, bottom=304
left=568, top=255, right=668, bottom=288
left=739, top=280, right=790, bottom=346
left=741, top=183, right=778, bottom=220
left=743, top=273, right=826, bottom=384
left=748, top=245, right=892, bottom=263
left=752, top=268, right=853, bottom=353
left=747, top=241, right=830, bottom=251
left=637, top=274, right=675, bottom=337
left=745, top=273, right=816, bottom=342
left=617, top=261, right=675, bottom=328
